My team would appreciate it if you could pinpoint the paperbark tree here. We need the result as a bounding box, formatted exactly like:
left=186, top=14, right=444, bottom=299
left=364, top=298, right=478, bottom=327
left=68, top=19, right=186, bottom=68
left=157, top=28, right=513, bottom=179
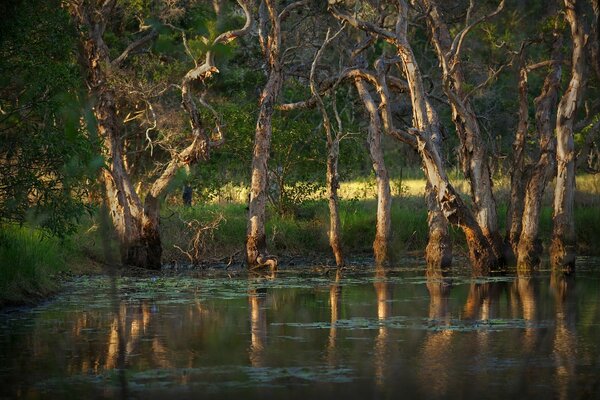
left=246, top=0, right=307, bottom=268
left=69, top=0, right=253, bottom=269
left=331, top=1, right=496, bottom=270
left=517, top=34, right=563, bottom=268
left=420, top=0, right=505, bottom=259
left=505, top=57, right=530, bottom=261
left=550, top=0, right=586, bottom=270
left=355, top=78, right=392, bottom=264
left=310, top=27, right=345, bottom=267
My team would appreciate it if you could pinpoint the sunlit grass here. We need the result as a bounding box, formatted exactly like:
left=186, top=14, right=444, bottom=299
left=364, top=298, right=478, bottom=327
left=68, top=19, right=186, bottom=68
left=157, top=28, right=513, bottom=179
left=184, top=174, right=600, bottom=206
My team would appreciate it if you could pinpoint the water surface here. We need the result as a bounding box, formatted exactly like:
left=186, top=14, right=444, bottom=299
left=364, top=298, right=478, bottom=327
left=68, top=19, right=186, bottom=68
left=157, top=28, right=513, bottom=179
left=1, top=260, right=600, bottom=399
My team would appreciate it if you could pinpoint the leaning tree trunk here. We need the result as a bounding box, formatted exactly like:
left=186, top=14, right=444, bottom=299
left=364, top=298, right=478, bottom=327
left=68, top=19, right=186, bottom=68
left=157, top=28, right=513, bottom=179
left=421, top=0, right=504, bottom=259
left=551, top=0, right=586, bottom=270
left=517, top=33, right=562, bottom=269
left=330, top=0, right=497, bottom=270
left=505, top=63, right=529, bottom=261
left=391, top=1, right=496, bottom=271
left=246, top=0, right=282, bottom=269
left=70, top=4, right=156, bottom=268
left=373, top=58, right=452, bottom=267
left=355, top=79, right=392, bottom=264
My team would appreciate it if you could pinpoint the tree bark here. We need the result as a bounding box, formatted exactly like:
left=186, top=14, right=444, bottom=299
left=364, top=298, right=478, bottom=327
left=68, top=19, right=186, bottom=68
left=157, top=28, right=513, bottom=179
left=71, top=1, right=253, bottom=269
left=69, top=2, right=158, bottom=268
left=421, top=0, right=503, bottom=259
left=331, top=1, right=497, bottom=270
left=551, top=0, right=586, bottom=270
left=373, top=59, right=452, bottom=268
left=388, top=1, right=496, bottom=271
left=246, top=0, right=285, bottom=269
left=311, top=28, right=345, bottom=267
left=354, top=79, right=392, bottom=264
left=504, top=63, right=529, bottom=261
left=425, top=181, right=452, bottom=268
left=517, top=34, right=562, bottom=269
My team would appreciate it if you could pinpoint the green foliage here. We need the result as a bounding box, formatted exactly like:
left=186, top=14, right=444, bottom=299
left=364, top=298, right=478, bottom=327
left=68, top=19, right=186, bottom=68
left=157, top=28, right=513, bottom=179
left=0, top=0, right=96, bottom=237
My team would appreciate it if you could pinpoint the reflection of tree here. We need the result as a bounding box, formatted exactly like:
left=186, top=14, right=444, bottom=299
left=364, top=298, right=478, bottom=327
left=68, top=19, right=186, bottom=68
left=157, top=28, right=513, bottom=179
left=373, top=265, right=391, bottom=387
left=551, top=272, right=577, bottom=400
left=327, top=269, right=342, bottom=366
left=418, top=267, right=453, bottom=397
left=512, top=270, right=539, bottom=353
left=248, top=287, right=268, bottom=368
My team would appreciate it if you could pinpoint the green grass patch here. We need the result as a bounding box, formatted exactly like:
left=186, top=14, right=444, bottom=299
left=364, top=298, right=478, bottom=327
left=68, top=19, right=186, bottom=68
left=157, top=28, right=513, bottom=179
left=0, top=225, right=70, bottom=306
left=159, top=197, right=600, bottom=265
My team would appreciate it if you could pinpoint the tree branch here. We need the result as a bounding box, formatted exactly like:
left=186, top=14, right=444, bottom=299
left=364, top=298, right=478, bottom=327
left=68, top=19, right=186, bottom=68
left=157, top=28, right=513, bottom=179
left=111, top=28, right=158, bottom=68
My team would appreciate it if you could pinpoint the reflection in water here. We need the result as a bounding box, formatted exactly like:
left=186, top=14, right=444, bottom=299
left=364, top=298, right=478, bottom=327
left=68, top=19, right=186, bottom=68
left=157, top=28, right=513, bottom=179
left=419, top=267, right=453, bottom=398
left=512, top=270, right=538, bottom=353
left=327, top=269, right=342, bottom=366
left=551, top=272, right=577, bottom=400
left=249, top=288, right=268, bottom=368
left=248, top=271, right=275, bottom=368
left=373, top=266, right=391, bottom=387
left=2, top=265, right=600, bottom=399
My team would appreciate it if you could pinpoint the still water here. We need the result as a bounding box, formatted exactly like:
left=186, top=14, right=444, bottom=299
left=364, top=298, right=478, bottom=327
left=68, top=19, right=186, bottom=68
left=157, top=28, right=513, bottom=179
left=1, top=260, right=600, bottom=399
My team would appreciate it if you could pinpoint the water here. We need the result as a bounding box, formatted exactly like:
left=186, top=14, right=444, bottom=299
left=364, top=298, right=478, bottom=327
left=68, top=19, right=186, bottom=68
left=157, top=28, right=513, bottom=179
left=1, top=260, right=600, bottom=399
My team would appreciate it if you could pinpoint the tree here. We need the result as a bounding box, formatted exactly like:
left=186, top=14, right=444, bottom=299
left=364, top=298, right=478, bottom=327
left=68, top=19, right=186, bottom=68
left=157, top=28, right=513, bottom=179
left=332, top=0, right=498, bottom=270
left=550, top=0, right=586, bottom=269
left=68, top=0, right=253, bottom=269
left=246, top=0, right=308, bottom=269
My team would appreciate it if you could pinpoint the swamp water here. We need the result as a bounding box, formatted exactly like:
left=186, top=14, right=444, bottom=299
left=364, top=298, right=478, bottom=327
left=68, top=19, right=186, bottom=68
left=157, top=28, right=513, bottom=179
left=1, top=260, right=600, bottom=399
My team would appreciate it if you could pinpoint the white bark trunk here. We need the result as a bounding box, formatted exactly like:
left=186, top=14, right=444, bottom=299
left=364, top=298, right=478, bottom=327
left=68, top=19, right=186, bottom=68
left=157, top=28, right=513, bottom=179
left=551, top=0, right=586, bottom=270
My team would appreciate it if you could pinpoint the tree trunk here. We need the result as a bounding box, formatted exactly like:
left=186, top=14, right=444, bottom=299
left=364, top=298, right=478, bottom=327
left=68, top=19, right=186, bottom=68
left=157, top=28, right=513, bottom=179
left=392, top=1, right=496, bottom=271
left=310, top=28, right=345, bottom=267
left=551, top=0, right=586, bottom=270
left=517, top=34, right=562, bottom=269
left=505, top=64, right=529, bottom=261
left=246, top=0, right=282, bottom=269
left=425, top=181, right=452, bottom=268
left=70, top=4, right=157, bottom=269
left=421, top=0, right=503, bottom=259
left=355, top=79, right=392, bottom=264
left=326, top=140, right=344, bottom=267
left=330, top=0, right=497, bottom=270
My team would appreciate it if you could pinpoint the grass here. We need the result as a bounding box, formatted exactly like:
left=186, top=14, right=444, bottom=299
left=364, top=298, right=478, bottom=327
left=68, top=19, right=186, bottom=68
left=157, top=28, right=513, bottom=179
left=0, top=224, right=70, bottom=306
left=2, top=175, right=599, bottom=306
left=158, top=192, right=600, bottom=266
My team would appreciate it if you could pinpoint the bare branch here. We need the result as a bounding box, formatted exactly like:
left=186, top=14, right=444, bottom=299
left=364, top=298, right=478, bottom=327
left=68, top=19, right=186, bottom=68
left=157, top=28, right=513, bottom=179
left=447, top=0, right=505, bottom=65
left=279, top=0, right=309, bottom=22
left=329, top=5, right=396, bottom=43
left=526, top=60, right=561, bottom=72
left=111, top=29, right=158, bottom=68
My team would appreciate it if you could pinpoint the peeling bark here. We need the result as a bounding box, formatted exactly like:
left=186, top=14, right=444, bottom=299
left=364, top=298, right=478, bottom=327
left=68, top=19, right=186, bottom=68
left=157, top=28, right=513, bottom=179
left=246, top=0, right=295, bottom=268
left=421, top=0, right=503, bottom=259
left=69, top=2, right=157, bottom=268
left=331, top=1, right=496, bottom=269
left=311, top=28, right=346, bottom=267
left=517, top=34, right=562, bottom=269
left=70, top=1, right=252, bottom=269
left=551, top=0, right=586, bottom=270
left=505, top=62, right=529, bottom=261
left=425, top=181, right=452, bottom=268
left=354, top=79, right=392, bottom=264
left=387, top=1, right=496, bottom=271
